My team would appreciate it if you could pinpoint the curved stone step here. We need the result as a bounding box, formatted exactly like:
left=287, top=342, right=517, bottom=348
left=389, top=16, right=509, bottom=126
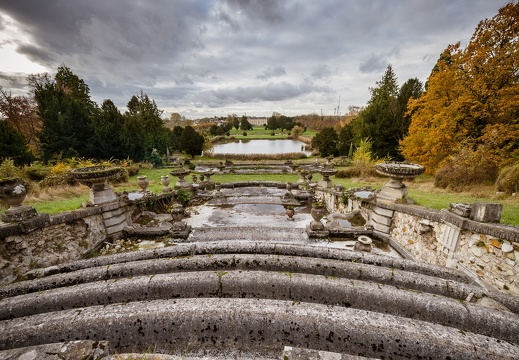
left=1, top=252, right=509, bottom=308
left=18, top=241, right=472, bottom=283
left=187, top=226, right=309, bottom=242
left=1, top=298, right=518, bottom=359
left=1, top=271, right=517, bottom=343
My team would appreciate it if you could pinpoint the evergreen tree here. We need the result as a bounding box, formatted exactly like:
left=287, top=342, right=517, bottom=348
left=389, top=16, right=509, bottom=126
left=30, top=66, right=97, bottom=161
left=355, top=64, right=399, bottom=159
left=92, top=99, right=126, bottom=159
left=180, top=125, right=204, bottom=158
left=312, top=127, right=338, bottom=157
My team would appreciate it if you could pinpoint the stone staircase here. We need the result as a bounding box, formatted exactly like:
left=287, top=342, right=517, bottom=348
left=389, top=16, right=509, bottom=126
left=1, top=241, right=518, bottom=359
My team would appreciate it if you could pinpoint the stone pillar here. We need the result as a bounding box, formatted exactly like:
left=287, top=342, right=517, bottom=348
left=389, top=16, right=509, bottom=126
left=370, top=205, right=394, bottom=237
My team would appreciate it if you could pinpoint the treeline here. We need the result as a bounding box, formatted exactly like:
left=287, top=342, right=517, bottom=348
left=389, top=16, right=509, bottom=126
left=0, top=66, right=205, bottom=165
left=208, top=115, right=253, bottom=136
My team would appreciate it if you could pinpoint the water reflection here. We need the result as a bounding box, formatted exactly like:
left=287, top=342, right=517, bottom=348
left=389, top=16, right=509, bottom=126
left=210, top=139, right=311, bottom=155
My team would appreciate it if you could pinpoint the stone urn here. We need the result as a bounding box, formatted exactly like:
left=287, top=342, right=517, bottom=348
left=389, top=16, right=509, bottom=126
left=214, top=182, right=222, bottom=198
left=285, top=206, right=295, bottom=221
left=161, top=175, right=172, bottom=193
left=354, top=235, right=373, bottom=252
left=0, top=178, right=37, bottom=222
left=310, top=203, right=326, bottom=230
left=71, top=166, right=120, bottom=205
left=137, top=175, right=150, bottom=192
left=0, top=178, right=27, bottom=208
left=170, top=168, right=191, bottom=189
left=318, top=168, right=337, bottom=188
left=298, top=170, right=307, bottom=183
left=375, top=161, right=425, bottom=203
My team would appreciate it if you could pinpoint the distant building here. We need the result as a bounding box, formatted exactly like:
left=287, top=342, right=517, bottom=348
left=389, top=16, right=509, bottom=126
left=248, top=117, right=268, bottom=126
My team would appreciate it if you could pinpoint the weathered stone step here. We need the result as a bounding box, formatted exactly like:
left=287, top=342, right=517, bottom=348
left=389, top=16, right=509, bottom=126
left=187, top=226, right=308, bottom=242
left=20, top=241, right=471, bottom=283
left=1, top=253, right=489, bottom=307
left=1, top=271, right=517, bottom=343
left=1, top=298, right=518, bottom=359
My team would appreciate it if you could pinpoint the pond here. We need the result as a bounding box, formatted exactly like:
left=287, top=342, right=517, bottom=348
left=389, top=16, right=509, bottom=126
left=210, top=139, right=311, bottom=155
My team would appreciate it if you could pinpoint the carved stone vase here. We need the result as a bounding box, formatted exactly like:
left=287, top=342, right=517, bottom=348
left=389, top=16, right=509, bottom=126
left=310, top=205, right=325, bottom=230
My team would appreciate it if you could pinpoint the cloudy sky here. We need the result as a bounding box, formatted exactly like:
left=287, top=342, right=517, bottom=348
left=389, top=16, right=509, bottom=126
left=0, top=0, right=508, bottom=119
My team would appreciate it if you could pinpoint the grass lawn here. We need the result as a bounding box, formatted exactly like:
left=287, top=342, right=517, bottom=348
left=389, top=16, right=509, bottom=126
left=4, top=167, right=518, bottom=226
left=221, top=126, right=315, bottom=141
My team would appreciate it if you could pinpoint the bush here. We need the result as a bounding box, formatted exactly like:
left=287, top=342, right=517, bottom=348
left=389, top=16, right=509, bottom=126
left=434, top=145, right=499, bottom=190
left=335, top=166, right=379, bottom=179
left=24, top=163, right=51, bottom=181
left=496, top=164, right=519, bottom=195
left=176, top=189, right=191, bottom=206
left=110, top=167, right=129, bottom=184
left=243, top=131, right=247, bottom=136
left=0, top=158, right=23, bottom=179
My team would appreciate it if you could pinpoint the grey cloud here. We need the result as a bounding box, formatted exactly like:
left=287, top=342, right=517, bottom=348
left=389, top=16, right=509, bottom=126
left=206, top=80, right=331, bottom=106
left=256, top=66, right=286, bottom=80
left=311, top=65, right=332, bottom=80
left=220, top=0, right=286, bottom=24
left=16, top=44, right=55, bottom=64
left=0, top=0, right=508, bottom=118
left=0, top=72, right=30, bottom=94
left=359, top=54, right=388, bottom=74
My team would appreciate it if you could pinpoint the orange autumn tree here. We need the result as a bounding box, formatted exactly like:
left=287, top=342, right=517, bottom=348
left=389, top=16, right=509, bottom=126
left=401, top=2, right=519, bottom=175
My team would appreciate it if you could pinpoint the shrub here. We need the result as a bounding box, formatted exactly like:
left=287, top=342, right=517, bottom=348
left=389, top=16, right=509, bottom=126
left=243, top=131, right=247, bottom=136
left=110, top=167, right=129, bottom=184
left=176, top=189, right=191, bottom=206
left=24, top=163, right=51, bottom=181
left=434, top=144, right=499, bottom=190
left=496, top=164, right=519, bottom=195
left=50, top=162, right=72, bottom=175
left=0, top=158, right=23, bottom=179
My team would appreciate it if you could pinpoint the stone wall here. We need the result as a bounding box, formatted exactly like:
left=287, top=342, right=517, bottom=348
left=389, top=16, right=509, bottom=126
left=0, top=200, right=135, bottom=284
left=374, top=203, right=518, bottom=296
left=316, top=187, right=519, bottom=296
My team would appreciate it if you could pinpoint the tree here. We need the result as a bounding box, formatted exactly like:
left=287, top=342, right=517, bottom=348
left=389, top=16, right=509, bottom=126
left=0, top=120, right=34, bottom=165
left=240, top=116, right=252, bottom=131
left=29, top=66, right=97, bottom=161
left=337, top=123, right=354, bottom=156
left=0, top=86, right=41, bottom=154
left=122, top=90, right=167, bottom=161
left=290, top=125, right=304, bottom=140
left=311, top=127, right=338, bottom=157
left=179, top=125, right=204, bottom=158
left=353, top=64, right=400, bottom=159
left=401, top=2, right=519, bottom=173
left=92, top=99, right=126, bottom=159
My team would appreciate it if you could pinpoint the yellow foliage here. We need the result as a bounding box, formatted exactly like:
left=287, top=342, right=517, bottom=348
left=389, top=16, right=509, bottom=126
left=50, top=162, right=71, bottom=175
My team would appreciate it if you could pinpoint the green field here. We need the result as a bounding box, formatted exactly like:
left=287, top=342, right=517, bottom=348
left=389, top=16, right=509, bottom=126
left=219, top=126, right=316, bottom=141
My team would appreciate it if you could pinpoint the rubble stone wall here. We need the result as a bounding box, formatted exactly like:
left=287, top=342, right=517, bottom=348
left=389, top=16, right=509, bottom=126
left=317, top=187, right=519, bottom=296
left=0, top=201, right=135, bottom=283
left=387, top=206, right=518, bottom=296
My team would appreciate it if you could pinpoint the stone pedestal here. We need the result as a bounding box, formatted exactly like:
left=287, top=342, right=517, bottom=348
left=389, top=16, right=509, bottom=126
left=90, top=184, right=118, bottom=205
left=377, top=178, right=408, bottom=203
